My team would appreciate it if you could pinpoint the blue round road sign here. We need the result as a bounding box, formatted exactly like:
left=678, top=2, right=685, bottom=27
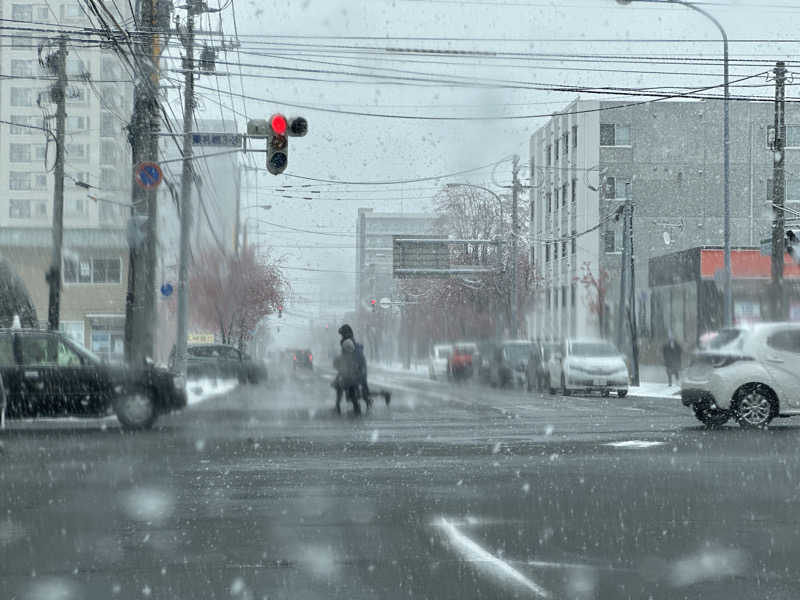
left=160, top=283, right=174, bottom=297
left=135, top=162, right=163, bottom=190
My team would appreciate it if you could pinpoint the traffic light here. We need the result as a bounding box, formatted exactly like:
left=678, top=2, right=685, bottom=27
left=278, top=305, right=283, bottom=318
left=370, top=299, right=377, bottom=312
left=267, top=114, right=288, bottom=175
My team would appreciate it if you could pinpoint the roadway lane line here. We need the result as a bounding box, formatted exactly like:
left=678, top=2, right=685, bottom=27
left=434, top=516, right=551, bottom=598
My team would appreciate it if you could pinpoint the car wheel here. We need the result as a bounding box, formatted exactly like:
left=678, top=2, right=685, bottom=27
left=560, top=374, right=570, bottom=396
left=114, top=389, right=157, bottom=430
left=734, top=384, right=775, bottom=429
left=693, top=407, right=730, bottom=428
left=617, top=389, right=628, bottom=398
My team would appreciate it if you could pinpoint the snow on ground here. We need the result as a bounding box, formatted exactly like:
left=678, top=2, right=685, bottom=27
left=186, top=378, right=239, bottom=405
left=373, top=361, right=430, bottom=378
left=628, top=382, right=681, bottom=400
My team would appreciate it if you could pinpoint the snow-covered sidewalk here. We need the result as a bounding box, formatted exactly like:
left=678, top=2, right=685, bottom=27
left=628, top=382, right=681, bottom=400
left=372, top=362, right=430, bottom=379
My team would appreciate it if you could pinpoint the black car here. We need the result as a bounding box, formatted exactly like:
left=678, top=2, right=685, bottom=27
left=173, top=343, right=267, bottom=383
left=0, top=328, right=186, bottom=429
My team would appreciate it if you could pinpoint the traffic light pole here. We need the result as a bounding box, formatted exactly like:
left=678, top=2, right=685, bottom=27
left=175, top=1, right=198, bottom=376
left=125, top=0, right=161, bottom=364
left=771, top=61, right=787, bottom=321
left=46, top=35, right=67, bottom=331
left=627, top=189, right=640, bottom=386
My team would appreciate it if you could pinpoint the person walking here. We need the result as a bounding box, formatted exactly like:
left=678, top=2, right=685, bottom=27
left=662, top=335, right=683, bottom=386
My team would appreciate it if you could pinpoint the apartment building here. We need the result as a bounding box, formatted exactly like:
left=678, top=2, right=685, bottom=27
left=0, top=1, right=133, bottom=360
left=529, top=98, right=800, bottom=347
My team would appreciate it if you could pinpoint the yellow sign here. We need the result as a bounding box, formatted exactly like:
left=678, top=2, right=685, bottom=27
left=188, top=333, right=215, bottom=344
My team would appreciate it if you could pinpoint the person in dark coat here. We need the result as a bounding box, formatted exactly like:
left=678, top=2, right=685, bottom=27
left=333, top=324, right=364, bottom=414
left=662, top=334, right=683, bottom=386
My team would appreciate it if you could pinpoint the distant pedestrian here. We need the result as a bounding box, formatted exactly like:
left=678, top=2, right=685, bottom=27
left=662, top=335, right=683, bottom=386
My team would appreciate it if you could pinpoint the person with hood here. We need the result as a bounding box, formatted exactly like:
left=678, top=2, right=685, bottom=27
left=333, top=324, right=366, bottom=414
left=662, top=333, right=683, bottom=386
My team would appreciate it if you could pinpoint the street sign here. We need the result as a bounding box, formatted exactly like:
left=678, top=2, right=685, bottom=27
left=160, top=283, right=173, bottom=297
left=134, top=162, right=163, bottom=190
left=191, top=132, right=243, bottom=147
left=379, top=297, right=392, bottom=309
left=760, top=238, right=772, bottom=256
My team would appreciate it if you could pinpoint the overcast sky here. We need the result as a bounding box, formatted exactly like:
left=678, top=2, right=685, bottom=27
left=186, top=0, right=800, bottom=313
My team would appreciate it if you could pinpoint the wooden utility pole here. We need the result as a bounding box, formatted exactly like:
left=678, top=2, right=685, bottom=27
left=771, top=61, right=787, bottom=321
left=510, top=155, right=520, bottom=337
left=46, top=35, right=67, bottom=331
left=125, top=0, right=161, bottom=363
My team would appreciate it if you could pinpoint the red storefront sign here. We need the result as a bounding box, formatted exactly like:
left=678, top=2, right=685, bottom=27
left=700, top=249, right=800, bottom=280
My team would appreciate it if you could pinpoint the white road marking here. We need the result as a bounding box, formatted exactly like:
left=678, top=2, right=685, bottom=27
left=604, top=440, right=665, bottom=449
left=434, top=516, right=551, bottom=598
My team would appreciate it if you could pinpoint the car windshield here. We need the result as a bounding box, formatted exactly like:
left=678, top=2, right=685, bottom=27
left=571, top=342, right=619, bottom=357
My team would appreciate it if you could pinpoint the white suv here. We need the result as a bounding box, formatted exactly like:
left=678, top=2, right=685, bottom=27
left=681, top=323, right=800, bottom=428
left=547, top=338, right=629, bottom=397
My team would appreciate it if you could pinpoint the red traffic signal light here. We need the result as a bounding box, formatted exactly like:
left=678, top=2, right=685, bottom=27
left=371, top=299, right=377, bottom=305
left=270, top=114, right=287, bottom=135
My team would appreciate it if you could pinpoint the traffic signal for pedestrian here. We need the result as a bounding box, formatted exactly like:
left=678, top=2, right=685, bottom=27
left=278, top=305, right=283, bottom=318
left=370, top=299, right=377, bottom=312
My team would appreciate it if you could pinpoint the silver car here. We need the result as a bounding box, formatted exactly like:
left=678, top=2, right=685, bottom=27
left=547, top=338, right=629, bottom=397
left=682, top=323, right=800, bottom=428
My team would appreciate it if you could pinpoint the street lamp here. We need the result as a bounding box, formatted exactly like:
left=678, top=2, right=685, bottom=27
left=616, top=0, right=731, bottom=326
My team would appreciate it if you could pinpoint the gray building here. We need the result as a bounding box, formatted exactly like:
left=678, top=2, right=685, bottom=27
left=529, top=98, right=797, bottom=347
left=355, top=209, right=438, bottom=313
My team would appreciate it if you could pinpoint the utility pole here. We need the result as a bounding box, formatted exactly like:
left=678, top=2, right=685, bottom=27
left=175, top=0, right=198, bottom=376
left=510, top=155, right=520, bottom=337
left=234, top=163, right=241, bottom=254
left=46, top=35, right=67, bottom=331
left=615, top=187, right=630, bottom=350
left=771, top=61, right=787, bottom=321
left=125, top=0, right=161, bottom=364
left=626, top=182, right=640, bottom=386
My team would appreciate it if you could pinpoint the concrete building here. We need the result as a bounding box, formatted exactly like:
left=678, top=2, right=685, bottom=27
left=355, top=208, right=439, bottom=313
left=529, top=98, right=800, bottom=355
left=0, top=1, right=133, bottom=359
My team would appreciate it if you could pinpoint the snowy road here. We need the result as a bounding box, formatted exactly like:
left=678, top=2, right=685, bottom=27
left=2, top=370, right=800, bottom=599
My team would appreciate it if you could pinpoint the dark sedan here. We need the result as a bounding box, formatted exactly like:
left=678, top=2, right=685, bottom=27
left=174, top=344, right=267, bottom=384
left=0, top=328, right=186, bottom=429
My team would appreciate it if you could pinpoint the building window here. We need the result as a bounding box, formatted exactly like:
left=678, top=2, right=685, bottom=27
left=99, top=201, right=119, bottom=224
left=11, top=60, right=33, bottom=76
left=785, top=125, right=800, bottom=148
left=554, top=138, right=559, bottom=159
left=546, top=144, right=552, bottom=166
left=12, top=4, right=34, bottom=21
left=561, top=239, right=567, bottom=257
left=65, top=58, right=87, bottom=77
left=100, top=141, right=118, bottom=166
left=9, top=199, right=31, bottom=219
left=562, top=286, right=567, bottom=307
left=545, top=243, right=550, bottom=262
left=767, top=177, right=800, bottom=204
left=33, top=144, right=47, bottom=161
left=571, top=284, right=576, bottom=308
left=562, top=132, right=569, bottom=156
left=9, top=144, right=31, bottom=162
left=67, top=115, right=89, bottom=131
left=60, top=321, right=85, bottom=346
left=604, top=229, right=616, bottom=253
left=571, top=231, right=577, bottom=255
left=571, top=178, right=577, bottom=203
left=68, top=85, right=88, bottom=104
left=65, top=197, right=87, bottom=215
left=61, top=4, right=84, bottom=20
left=546, top=192, right=552, bottom=213
left=101, top=58, right=120, bottom=80
left=100, top=113, right=117, bottom=137
left=34, top=173, right=48, bottom=189
left=600, top=123, right=631, bottom=147
left=36, top=6, right=50, bottom=20
left=553, top=242, right=558, bottom=260
left=10, top=88, right=33, bottom=106
left=33, top=200, right=47, bottom=218
left=604, top=176, right=628, bottom=200
left=561, top=183, right=568, bottom=207
left=64, top=256, right=121, bottom=284
left=572, top=125, right=578, bottom=148
left=546, top=289, right=551, bottom=310
left=66, top=144, right=89, bottom=162
left=9, top=172, right=31, bottom=190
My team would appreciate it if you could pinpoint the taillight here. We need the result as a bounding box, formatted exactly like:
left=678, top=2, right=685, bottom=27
left=308, top=354, right=312, bottom=362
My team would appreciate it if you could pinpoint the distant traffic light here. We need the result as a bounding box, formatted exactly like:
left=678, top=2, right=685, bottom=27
left=278, top=305, right=283, bottom=318
left=370, top=299, right=377, bottom=312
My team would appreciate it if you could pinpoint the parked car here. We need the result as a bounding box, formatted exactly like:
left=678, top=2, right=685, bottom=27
left=171, top=344, right=267, bottom=384
left=448, top=342, right=478, bottom=381
left=476, top=341, right=498, bottom=384
left=290, top=348, right=313, bottom=370
left=0, top=328, right=186, bottom=429
left=487, top=340, right=533, bottom=388
left=547, top=338, right=629, bottom=397
left=428, top=344, right=453, bottom=380
left=682, top=323, right=800, bottom=428
left=525, top=341, right=555, bottom=392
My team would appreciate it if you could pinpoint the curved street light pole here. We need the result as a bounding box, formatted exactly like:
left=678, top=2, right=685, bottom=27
left=616, top=0, right=731, bottom=326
